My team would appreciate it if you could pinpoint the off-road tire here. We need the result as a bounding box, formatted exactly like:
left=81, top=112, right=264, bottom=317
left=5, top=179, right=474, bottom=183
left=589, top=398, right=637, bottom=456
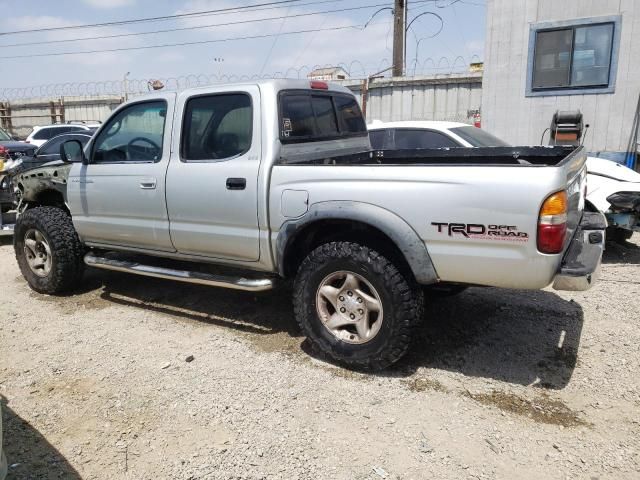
left=607, top=227, right=634, bottom=245
left=293, top=241, right=424, bottom=370
left=14, top=206, right=84, bottom=294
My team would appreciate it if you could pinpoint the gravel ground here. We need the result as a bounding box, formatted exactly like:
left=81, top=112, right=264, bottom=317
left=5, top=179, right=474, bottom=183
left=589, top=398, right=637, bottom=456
left=1, top=234, right=639, bottom=480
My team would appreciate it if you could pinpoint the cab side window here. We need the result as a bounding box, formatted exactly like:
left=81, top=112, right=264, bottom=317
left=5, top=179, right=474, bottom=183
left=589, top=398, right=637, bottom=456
left=182, top=93, right=252, bottom=161
left=92, top=101, right=167, bottom=163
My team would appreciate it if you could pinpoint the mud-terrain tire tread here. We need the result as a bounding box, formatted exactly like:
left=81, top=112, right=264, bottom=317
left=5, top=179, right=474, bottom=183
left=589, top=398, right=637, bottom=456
left=293, top=241, right=423, bottom=371
left=14, top=206, right=84, bottom=294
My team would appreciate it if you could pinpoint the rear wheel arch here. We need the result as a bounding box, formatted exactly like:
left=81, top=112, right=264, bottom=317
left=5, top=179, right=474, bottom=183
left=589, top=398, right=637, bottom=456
left=276, top=201, right=438, bottom=284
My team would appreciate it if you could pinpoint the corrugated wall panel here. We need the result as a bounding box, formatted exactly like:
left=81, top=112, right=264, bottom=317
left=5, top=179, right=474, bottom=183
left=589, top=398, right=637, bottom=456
left=483, top=0, right=640, bottom=153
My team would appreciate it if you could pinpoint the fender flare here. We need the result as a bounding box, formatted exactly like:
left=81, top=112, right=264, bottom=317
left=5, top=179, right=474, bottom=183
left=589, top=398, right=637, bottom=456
left=275, top=200, right=439, bottom=284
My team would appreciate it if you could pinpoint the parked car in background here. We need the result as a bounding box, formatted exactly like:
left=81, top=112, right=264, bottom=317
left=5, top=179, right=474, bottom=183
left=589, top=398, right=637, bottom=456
left=25, top=123, right=99, bottom=147
left=586, top=156, right=640, bottom=243
left=20, top=133, right=93, bottom=171
left=368, top=120, right=639, bottom=243
left=0, top=127, right=37, bottom=161
left=1, top=128, right=36, bottom=216
left=367, top=120, right=511, bottom=149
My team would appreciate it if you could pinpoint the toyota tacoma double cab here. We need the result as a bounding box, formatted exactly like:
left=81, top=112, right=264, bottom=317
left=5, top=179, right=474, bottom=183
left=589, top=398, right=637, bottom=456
left=12, top=79, right=606, bottom=370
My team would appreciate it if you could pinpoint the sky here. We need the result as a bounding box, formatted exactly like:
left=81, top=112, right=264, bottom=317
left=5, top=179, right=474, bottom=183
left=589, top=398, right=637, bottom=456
left=0, top=0, right=486, bottom=88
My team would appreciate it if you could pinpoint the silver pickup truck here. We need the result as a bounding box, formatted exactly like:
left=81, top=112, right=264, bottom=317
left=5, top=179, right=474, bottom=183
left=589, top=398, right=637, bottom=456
left=12, top=79, right=605, bottom=370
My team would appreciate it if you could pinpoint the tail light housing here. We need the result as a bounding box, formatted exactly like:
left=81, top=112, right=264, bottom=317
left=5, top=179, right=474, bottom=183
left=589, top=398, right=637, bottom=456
left=538, top=190, right=568, bottom=254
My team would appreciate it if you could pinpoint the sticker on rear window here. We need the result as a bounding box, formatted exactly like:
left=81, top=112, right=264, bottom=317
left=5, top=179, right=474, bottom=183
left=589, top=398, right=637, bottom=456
left=282, top=118, right=292, bottom=137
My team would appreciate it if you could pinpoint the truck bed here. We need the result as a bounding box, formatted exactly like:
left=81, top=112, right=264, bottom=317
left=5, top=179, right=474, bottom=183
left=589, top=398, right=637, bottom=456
left=278, top=145, right=578, bottom=167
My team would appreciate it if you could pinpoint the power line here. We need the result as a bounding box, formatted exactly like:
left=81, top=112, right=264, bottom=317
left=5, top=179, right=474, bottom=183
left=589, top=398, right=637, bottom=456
left=0, top=3, right=395, bottom=48
left=259, top=3, right=294, bottom=75
left=0, top=0, right=306, bottom=36
left=0, top=23, right=390, bottom=60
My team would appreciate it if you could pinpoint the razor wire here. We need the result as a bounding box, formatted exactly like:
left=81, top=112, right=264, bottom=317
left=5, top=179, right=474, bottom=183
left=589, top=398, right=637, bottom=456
left=0, top=56, right=482, bottom=102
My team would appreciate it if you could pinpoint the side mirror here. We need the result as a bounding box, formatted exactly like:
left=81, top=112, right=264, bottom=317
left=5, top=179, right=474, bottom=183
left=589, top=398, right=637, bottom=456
left=60, top=140, right=86, bottom=164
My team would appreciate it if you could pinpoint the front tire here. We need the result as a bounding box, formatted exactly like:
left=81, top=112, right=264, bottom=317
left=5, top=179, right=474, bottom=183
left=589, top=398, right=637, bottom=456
left=293, top=242, right=424, bottom=370
left=14, top=206, right=84, bottom=294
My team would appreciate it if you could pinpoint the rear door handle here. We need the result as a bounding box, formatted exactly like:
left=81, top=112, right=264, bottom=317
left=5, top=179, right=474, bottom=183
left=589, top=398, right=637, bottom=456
left=226, top=177, right=246, bottom=190
left=140, top=179, right=157, bottom=189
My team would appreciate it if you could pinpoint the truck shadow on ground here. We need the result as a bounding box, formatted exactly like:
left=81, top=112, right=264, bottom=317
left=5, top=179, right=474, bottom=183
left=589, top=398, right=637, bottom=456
left=602, top=237, right=640, bottom=264
left=93, top=268, right=582, bottom=390
left=1, top=396, right=82, bottom=479
left=397, top=287, right=583, bottom=389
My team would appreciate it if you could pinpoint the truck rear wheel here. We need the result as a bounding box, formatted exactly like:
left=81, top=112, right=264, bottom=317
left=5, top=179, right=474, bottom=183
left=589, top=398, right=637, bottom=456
left=293, top=241, right=423, bottom=370
left=14, top=206, right=84, bottom=294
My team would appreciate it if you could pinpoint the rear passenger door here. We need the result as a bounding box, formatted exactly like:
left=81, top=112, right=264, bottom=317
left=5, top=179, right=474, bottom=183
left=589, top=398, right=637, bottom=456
left=165, top=87, right=262, bottom=262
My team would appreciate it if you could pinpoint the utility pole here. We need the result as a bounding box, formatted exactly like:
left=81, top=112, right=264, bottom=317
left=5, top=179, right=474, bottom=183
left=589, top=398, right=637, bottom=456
left=392, top=0, right=407, bottom=77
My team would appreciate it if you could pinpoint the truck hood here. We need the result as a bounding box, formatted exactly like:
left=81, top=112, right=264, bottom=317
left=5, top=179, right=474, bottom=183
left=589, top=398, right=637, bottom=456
left=586, top=156, right=640, bottom=183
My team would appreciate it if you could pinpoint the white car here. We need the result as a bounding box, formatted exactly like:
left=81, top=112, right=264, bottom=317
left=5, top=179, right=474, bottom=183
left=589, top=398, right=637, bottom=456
left=25, top=123, right=99, bottom=148
left=368, top=120, right=639, bottom=243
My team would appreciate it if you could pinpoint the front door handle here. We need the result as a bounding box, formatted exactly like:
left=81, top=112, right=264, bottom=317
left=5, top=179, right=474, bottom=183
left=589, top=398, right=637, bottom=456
left=226, top=177, right=246, bottom=190
left=140, top=179, right=157, bottom=189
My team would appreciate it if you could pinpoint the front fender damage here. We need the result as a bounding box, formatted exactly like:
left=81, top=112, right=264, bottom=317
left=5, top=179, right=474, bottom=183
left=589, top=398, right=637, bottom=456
left=13, top=162, right=71, bottom=209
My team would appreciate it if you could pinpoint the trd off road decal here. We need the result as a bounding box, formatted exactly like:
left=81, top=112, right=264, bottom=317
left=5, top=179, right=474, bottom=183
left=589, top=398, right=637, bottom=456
left=431, top=222, right=529, bottom=242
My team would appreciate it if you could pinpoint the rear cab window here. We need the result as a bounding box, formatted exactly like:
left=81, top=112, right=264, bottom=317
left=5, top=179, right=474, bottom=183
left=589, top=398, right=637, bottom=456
left=279, top=90, right=366, bottom=143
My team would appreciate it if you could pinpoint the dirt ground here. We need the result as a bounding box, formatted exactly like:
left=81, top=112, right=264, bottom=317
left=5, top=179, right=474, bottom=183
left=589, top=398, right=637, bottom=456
left=1, top=234, right=639, bottom=480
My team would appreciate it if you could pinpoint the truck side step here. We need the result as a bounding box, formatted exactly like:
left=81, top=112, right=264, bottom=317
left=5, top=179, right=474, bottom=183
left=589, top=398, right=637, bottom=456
left=84, top=253, right=275, bottom=292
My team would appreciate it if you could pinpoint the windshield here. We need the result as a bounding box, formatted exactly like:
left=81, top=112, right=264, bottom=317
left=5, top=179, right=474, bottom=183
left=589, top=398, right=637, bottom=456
left=450, top=126, right=510, bottom=147
left=0, top=128, right=11, bottom=141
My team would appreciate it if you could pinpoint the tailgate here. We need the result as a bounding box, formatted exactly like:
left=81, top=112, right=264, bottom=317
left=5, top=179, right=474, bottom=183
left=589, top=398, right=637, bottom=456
left=559, top=146, right=588, bottom=251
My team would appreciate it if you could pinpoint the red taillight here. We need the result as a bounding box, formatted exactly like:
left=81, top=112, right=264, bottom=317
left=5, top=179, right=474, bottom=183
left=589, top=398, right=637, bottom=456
left=537, top=223, right=568, bottom=254
left=0, top=145, right=7, bottom=158
left=538, top=190, right=568, bottom=254
left=310, top=80, right=328, bottom=90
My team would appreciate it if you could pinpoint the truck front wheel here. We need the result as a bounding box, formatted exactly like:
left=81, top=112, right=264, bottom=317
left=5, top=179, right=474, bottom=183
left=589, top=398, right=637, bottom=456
left=293, top=242, right=424, bottom=370
left=14, top=206, right=84, bottom=294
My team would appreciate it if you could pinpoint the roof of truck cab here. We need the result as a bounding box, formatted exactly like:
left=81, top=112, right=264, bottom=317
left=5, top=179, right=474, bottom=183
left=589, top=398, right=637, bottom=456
left=367, top=120, right=470, bottom=131
left=131, top=79, right=355, bottom=100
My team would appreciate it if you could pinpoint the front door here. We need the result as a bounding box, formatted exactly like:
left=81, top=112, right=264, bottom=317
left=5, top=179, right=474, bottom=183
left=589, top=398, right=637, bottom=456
left=165, top=87, right=261, bottom=262
left=68, top=95, right=175, bottom=251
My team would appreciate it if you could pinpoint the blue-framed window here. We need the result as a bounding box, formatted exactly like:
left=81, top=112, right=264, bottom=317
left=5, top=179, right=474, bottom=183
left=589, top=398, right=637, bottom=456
left=526, top=16, right=622, bottom=97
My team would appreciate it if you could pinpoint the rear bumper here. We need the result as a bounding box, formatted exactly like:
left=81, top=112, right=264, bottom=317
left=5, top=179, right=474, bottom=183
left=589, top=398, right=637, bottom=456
left=552, top=211, right=607, bottom=291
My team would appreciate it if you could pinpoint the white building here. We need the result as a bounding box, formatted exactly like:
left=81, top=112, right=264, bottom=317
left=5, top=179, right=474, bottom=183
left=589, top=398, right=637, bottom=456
left=482, top=0, right=640, bottom=162
left=307, top=67, right=350, bottom=81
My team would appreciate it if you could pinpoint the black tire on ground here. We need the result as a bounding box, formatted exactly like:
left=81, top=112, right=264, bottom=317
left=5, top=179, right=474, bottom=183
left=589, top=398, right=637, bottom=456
left=607, top=227, right=633, bottom=244
left=293, top=241, right=424, bottom=371
left=423, top=284, right=468, bottom=298
left=14, top=206, right=84, bottom=294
